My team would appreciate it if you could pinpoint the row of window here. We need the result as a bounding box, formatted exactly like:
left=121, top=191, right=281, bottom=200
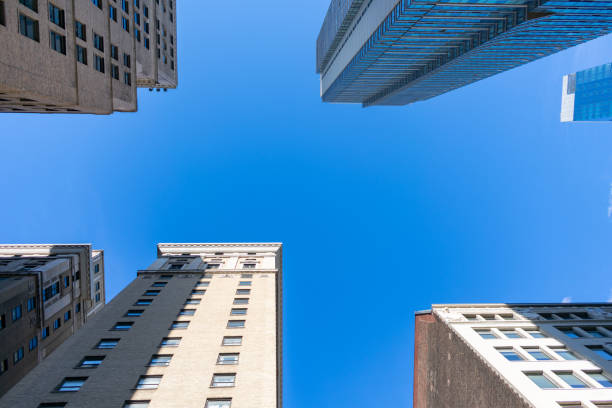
left=500, top=344, right=612, bottom=362
left=0, top=296, right=36, bottom=331
left=526, top=370, right=612, bottom=390
left=477, top=328, right=548, bottom=339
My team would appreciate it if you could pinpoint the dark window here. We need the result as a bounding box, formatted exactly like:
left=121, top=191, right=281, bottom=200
left=11, top=305, right=22, bottom=321
left=111, top=44, right=119, bottom=60
left=19, top=0, right=38, bottom=13
left=144, top=290, right=160, bottom=296
left=75, top=303, right=81, bottom=313
left=27, top=297, right=36, bottom=311
left=56, top=377, right=87, bottom=392
left=121, top=0, right=129, bottom=12
left=0, top=314, right=5, bottom=329
left=48, top=3, right=65, bottom=28
left=121, top=16, right=129, bottom=32
left=149, top=354, right=172, bottom=367
left=91, top=0, right=102, bottom=9
left=53, top=318, right=61, bottom=330
left=78, top=356, right=105, bottom=368
left=94, top=55, right=105, bottom=73
left=19, top=14, right=39, bottom=41
left=144, top=37, right=149, bottom=49
left=29, top=335, right=38, bottom=351
left=41, top=326, right=49, bottom=338
left=96, top=338, right=119, bottom=349
left=123, top=53, right=131, bottom=67
left=134, top=299, right=152, bottom=306
left=13, top=347, right=24, bottom=364
left=94, top=264, right=100, bottom=273
left=0, top=359, right=8, bottom=374
left=0, top=2, right=6, bottom=26
left=64, top=276, right=70, bottom=288
left=143, top=5, right=148, bottom=17
left=43, top=282, right=60, bottom=301
left=125, top=309, right=143, bottom=317
left=109, top=5, right=117, bottom=21
left=152, top=281, right=166, bottom=287
left=93, top=33, right=104, bottom=52
left=76, top=45, right=87, bottom=65
left=111, top=322, right=133, bottom=331
left=64, top=310, right=71, bottom=322
left=38, top=404, right=67, bottom=408
left=111, top=64, right=119, bottom=79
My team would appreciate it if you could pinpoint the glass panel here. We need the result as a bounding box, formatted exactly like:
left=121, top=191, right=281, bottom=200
left=500, top=350, right=523, bottom=361
left=559, top=327, right=582, bottom=338
left=527, top=330, right=547, bottom=339
left=223, top=337, right=242, bottom=345
left=58, top=378, right=86, bottom=392
left=588, top=372, right=612, bottom=387
left=557, top=372, right=589, bottom=388
left=123, top=402, right=150, bottom=408
left=500, top=330, right=521, bottom=339
left=554, top=349, right=579, bottom=360
left=584, top=328, right=605, bottom=338
left=212, top=374, right=235, bottom=387
left=206, top=400, right=231, bottom=408
left=526, top=373, right=558, bottom=389
left=476, top=330, right=496, bottom=339
left=149, top=355, right=172, bottom=366
left=589, top=346, right=612, bottom=360
left=527, top=350, right=552, bottom=361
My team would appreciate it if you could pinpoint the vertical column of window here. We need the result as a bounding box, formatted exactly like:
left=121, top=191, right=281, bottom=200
left=93, top=33, right=105, bottom=74
left=48, top=3, right=66, bottom=54
left=123, top=53, right=131, bottom=86
left=110, top=44, right=119, bottom=80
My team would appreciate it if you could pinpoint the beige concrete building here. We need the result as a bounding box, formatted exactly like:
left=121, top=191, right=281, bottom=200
left=0, top=244, right=106, bottom=397
left=0, top=0, right=178, bottom=114
left=0, top=242, right=283, bottom=408
left=415, top=303, right=612, bottom=408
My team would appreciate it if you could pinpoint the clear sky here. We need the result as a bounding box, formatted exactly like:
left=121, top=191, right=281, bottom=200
left=1, top=2, right=612, bottom=407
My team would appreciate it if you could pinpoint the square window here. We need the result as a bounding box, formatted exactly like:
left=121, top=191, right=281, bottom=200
left=211, top=373, right=235, bottom=387
left=227, top=320, right=245, bottom=329
left=222, top=336, right=242, bottom=346
left=217, top=353, right=239, bottom=365
left=148, top=355, right=172, bottom=367
left=135, top=376, right=161, bottom=390
left=78, top=356, right=105, bottom=368
left=96, top=339, right=119, bottom=349
left=57, top=377, right=87, bottom=392
left=112, top=322, right=133, bottom=331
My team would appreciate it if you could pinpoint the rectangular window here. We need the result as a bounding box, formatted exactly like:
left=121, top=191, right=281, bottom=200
left=179, top=309, right=195, bottom=316
left=136, top=376, right=161, bottom=390
left=217, top=353, right=239, bottom=365
left=93, top=33, right=104, bottom=52
left=13, top=347, right=24, bottom=364
left=38, top=404, right=67, bottom=408
left=588, top=346, right=612, bottom=360
left=123, top=53, right=131, bottom=68
left=19, top=14, right=39, bottom=41
left=230, top=308, right=247, bottom=316
left=184, top=299, right=201, bottom=305
left=475, top=329, right=496, bottom=339
left=94, top=55, right=105, bottom=73
left=552, top=348, right=579, bottom=360
left=241, top=274, right=253, bottom=278
left=64, top=310, right=71, bottom=322
left=125, top=309, right=144, bottom=317
left=28, top=336, right=38, bottom=351
left=12, top=305, right=22, bottom=321
left=64, top=276, right=70, bottom=288
left=525, top=348, right=552, bottom=361
left=144, top=290, right=160, bottom=296
left=242, top=264, right=256, bottom=269
left=121, top=0, right=129, bottom=12
left=160, top=337, right=181, bottom=347
left=95, top=282, right=100, bottom=291
left=236, top=289, right=250, bottom=295
left=558, top=327, right=582, bottom=338
left=124, top=72, right=131, bottom=86
left=48, top=3, right=64, bottom=28
left=121, top=16, right=129, bottom=32
left=42, top=326, right=49, bottom=338
left=233, top=298, right=248, bottom=305
left=53, top=318, right=61, bottom=330
left=227, top=320, right=245, bottom=329
left=192, top=290, right=205, bottom=295
left=91, top=0, right=102, bottom=9
left=75, top=303, right=80, bottom=313
left=134, top=12, right=140, bottom=25
left=76, top=45, right=87, bottom=64
left=211, top=374, right=235, bottom=388
left=96, top=339, right=119, bottom=349
left=144, top=37, right=149, bottom=49
left=497, top=348, right=523, bottom=361
left=196, top=281, right=209, bottom=287
left=134, top=299, right=152, bottom=306
left=95, top=293, right=101, bottom=303
left=170, top=321, right=189, bottom=330
left=0, top=359, right=7, bottom=374
left=587, top=372, right=612, bottom=387
left=239, top=281, right=251, bottom=286
left=222, top=336, right=242, bottom=346
left=148, top=355, right=172, bottom=367
left=94, top=264, right=99, bottom=274
left=27, top=297, right=36, bottom=311
left=19, top=0, right=38, bottom=12
left=555, top=372, right=589, bottom=388
left=526, top=373, right=558, bottom=389
left=49, top=31, right=66, bottom=54
left=109, top=5, right=117, bottom=21
left=143, top=5, right=148, bottom=17
left=206, top=400, right=231, bottom=408
left=0, top=2, right=4, bottom=26
left=123, top=402, right=150, bottom=408
left=111, top=44, right=119, bottom=60
left=57, top=377, right=87, bottom=392
left=583, top=328, right=605, bottom=338
left=78, top=356, right=105, bottom=368
left=151, top=281, right=166, bottom=287
left=111, top=322, right=133, bottom=331
left=500, top=329, right=522, bottom=338
left=525, top=330, right=547, bottom=339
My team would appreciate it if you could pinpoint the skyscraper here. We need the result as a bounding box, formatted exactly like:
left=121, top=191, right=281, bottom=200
left=0, top=242, right=283, bottom=408
left=561, top=62, right=612, bottom=122
left=316, top=0, right=612, bottom=107
left=0, top=244, right=106, bottom=397
left=414, top=303, right=612, bottom=408
left=0, top=0, right=178, bottom=114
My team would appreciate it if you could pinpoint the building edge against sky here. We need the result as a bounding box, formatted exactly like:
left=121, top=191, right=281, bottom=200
left=414, top=303, right=612, bottom=408
left=0, top=0, right=178, bottom=114
left=0, top=242, right=282, bottom=408
left=0, top=244, right=106, bottom=397
left=561, top=62, right=612, bottom=122
left=316, top=0, right=612, bottom=107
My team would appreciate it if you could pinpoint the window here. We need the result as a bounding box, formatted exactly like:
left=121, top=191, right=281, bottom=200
left=27, top=296, right=36, bottom=311
left=196, top=281, right=209, bottom=288
left=57, top=377, right=87, bottom=392
left=148, top=355, right=172, bottom=367
left=13, top=347, right=24, bottom=364
left=78, top=356, right=105, bottom=368
left=160, top=337, right=181, bottom=347
left=584, top=328, right=606, bottom=338
left=0, top=359, right=7, bottom=374
left=121, top=16, right=129, bottom=32
left=143, top=5, right=149, bottom=17
left=557, top=403, right=583, bottom=408
left=236, top=289, right=250, bottom=295
left=76, top=45, right=87, bottom=65
left=526, top=373, right=559, bottom=389
left=123, top=53, right=131, bottom=68
left=230, top=308, right=247, bottom=316
left=48, top=3, right=64, bottom=28
left=42, top=326, right=49, bottom=338
left=125, top=309, right=144, bottom=317
left=95, top=293, right=101, bottom=303
left=556, top=372, right=589, bottom=388
left=94, top=55, right=105, bottom=73
left=192, top=290, right=205, bottom=295
left=151, top=281, right=166, bottom=287
left=144, top=290, right=160, bottom=296
left=111, top=322, right=133, bottom=331
left=93, top=33, right=104, bottom=52
left=43, top=282, right=60, bottom=301
left=144, top=37, right=149, bottom=49
left=19, top=0, right=38, bottom=12
left=211, top=374, right=235, bottom=387
left=91, top=0, right=102, bottom=9
left=123, top=402, right=149, bottom=408
left=179, top=309, right=195, bottom=316
left=121, top=0, right=129, bottom=12
left=227, top=320, right=245, bottom=329
left=239, top=281, right=251, bottom=286
left=171, top=321, right=189, bottom=329
left=242, top=264, right=256, bottom=269
left=588, top=346, right=612, bottom=360
left=19, top=14, right=39, bottom=41
left=217, top=354, right=239, bottom=365
left=64, top=310, right=71, bottom=322
left=49, top=31, right=66, bottom=54
left=0, top=314, right=5, bottom=330
left=111, top=44, right=119, bottom=60
left=587, top=372, right=612, bottom=387
left=241, top=274, right=253, bottom=278
left=206, top=400, right=231, bottom=408
left=109, top=4, right=117, bottom=21
left=135, top=299, right=152, bottom=306
left=233, top=298, right=248, bottom=305
left=185, top=299, right=201, bottom=305
left=0, top=3, right=4, bottom=27
left=94, top=264, right=100, bottom=274
left=526, top=348, right=552, bottom=361
left=38, top=404, right=67, bottom=408
left=53, top=318, right=61, bottom=330
left=558, top=327, right=582, bottom=338
left=169, top=264, right=182, bottom=270
left=475, top=329, right=496, bottom=339
left=499, top=314, right=515, bottom=320
left=75, top=303, right=81, bottom=313
left=222, top=336, right=242, bottom=346
left=497, top=348, right=523, bottom=361
left=573, top=312, right=591, bottom=319
left=526, top=330, right=547, bottom=339
left=95, top=282, right=100, bottom=291
left=135, top=375, right=161, bottom=390
left=160, top=274, right=173, bottom=279
left=553, top=348, right=579, bottom=360
left=29, top=336, right=38, bottom=351
left=134, top=12, right=140, bottom=25
left=96, top=339, right=119, bottom=349
left=12, top=305, right=22, bottom=321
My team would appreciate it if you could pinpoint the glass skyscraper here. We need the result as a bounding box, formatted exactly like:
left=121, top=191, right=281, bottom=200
left=561, top=62, right=612, bottom=122
left=317, top=0, right=612, bottom=107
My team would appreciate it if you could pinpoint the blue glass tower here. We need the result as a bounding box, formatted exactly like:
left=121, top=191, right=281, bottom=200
left=561, top=62, right=612, bottom=122
left=317, top=0, right=612, bottom=107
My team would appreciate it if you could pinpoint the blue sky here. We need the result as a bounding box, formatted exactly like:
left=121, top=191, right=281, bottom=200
left=1, top=2, right=612, bottom=407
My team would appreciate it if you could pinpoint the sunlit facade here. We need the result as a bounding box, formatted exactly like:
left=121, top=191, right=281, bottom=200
left=561, top=62, right=612, bottom=122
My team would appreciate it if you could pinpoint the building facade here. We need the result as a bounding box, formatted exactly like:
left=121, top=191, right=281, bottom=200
left=561, top=62, right=612, bottom=122
left=316, top=0, right=612, bottom=107
left=414, top=303, right=612, bottom=408
left=0, top=0, right=178, bottom=114
left=0, top=242, right=283, bottom=408
left=0, top=244, right=106, bottom=397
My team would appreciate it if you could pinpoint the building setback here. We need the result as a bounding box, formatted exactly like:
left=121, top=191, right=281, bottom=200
left=0, top=244, right=106, bottom=397
left=316, top=0, right=612, bottom=107
left=0, top=0, right=178, bottom=114
left=414, top=303, right=612, bottom=408
left=561, top=62, right=612, bottom=122
left=0, top=242, right=283, bottom=408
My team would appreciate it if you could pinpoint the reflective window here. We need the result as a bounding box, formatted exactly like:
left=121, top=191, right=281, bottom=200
left=211, top=373, right=235, bottom=387
left=149, top=355, right=172, bottom=367
left=78, top=356, right=105, bottom=368
left=556, top=372, right=589, bottom=389
left=136, top=376, right=162, bottom=390
left=526, top=373, right=558, bottom=389
left=57, top=377, right=87, bottom=392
